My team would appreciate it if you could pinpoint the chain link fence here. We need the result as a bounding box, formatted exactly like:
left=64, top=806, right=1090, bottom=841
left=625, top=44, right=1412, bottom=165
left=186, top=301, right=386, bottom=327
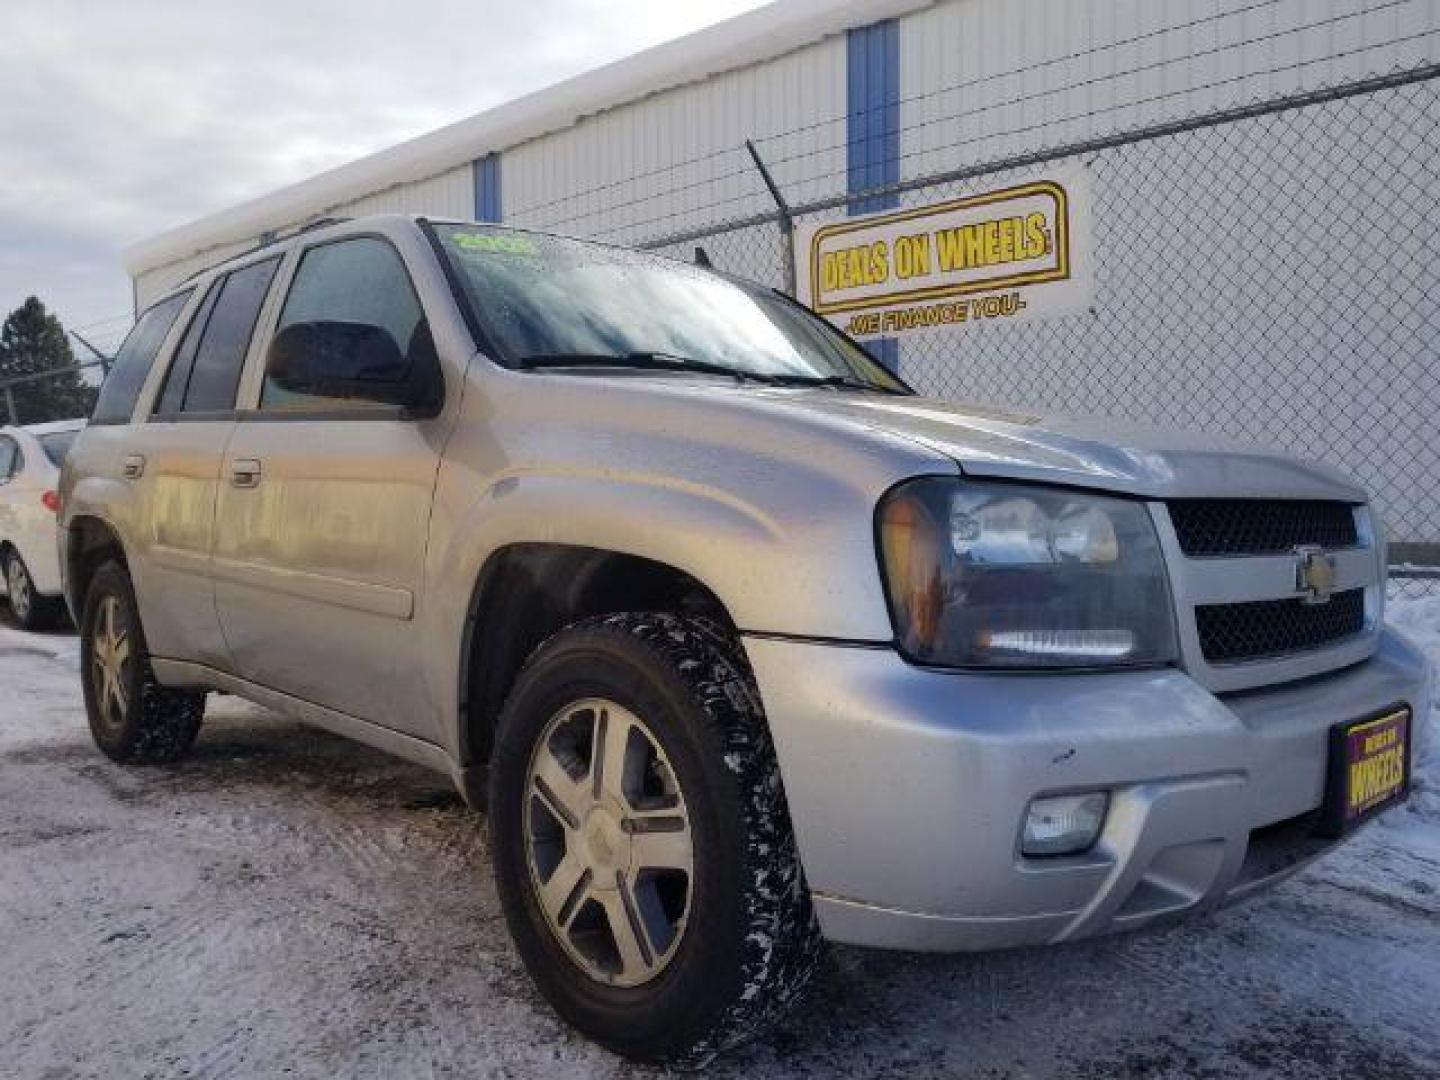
left=634, top=65, right=1440, bottom=600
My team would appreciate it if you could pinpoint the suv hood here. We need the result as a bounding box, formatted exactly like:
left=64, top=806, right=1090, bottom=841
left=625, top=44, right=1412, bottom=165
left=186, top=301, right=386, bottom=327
left=769, top=390, right=1367, bottom=502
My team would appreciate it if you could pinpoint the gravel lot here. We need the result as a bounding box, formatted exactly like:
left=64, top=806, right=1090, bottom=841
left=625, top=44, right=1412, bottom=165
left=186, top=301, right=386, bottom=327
left=1, top=601, right=1437, bottom=1080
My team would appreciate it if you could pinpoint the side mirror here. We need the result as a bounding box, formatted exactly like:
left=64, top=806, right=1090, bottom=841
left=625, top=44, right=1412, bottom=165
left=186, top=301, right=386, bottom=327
left=266, top=320, right=440, bottom=412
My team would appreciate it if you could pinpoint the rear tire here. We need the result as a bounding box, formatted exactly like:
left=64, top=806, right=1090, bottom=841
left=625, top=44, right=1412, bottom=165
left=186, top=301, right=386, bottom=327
left=3, top=550, right=65, bottom=631
left=81, top=561, right=205, bottom=764
left=489, top=612, right=822, bottom=1066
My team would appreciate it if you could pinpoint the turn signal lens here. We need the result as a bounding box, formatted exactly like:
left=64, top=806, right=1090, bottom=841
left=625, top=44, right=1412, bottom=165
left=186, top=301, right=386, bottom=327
left=878, top=489, right=944, bottom=654
left=1022, top=792, right=1109, bottom=856
left=41, top=490, right=61, bottom=514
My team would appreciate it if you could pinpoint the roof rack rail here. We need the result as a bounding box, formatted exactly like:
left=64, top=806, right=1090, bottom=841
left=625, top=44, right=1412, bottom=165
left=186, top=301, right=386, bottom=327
left=177, top=216, right=351, bottom=286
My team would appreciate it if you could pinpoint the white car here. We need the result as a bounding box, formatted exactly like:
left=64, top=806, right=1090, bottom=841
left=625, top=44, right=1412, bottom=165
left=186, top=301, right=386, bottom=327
left=0, top=419, right=85, bottom=629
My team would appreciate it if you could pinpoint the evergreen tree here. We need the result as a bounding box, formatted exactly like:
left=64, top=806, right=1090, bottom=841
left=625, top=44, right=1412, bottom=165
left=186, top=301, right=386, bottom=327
left=0, top=296, right=97, bottom=424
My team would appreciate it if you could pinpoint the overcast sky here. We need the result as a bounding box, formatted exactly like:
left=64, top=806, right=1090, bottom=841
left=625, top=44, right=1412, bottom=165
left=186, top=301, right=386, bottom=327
left=0, top=0, right=766, bottom=353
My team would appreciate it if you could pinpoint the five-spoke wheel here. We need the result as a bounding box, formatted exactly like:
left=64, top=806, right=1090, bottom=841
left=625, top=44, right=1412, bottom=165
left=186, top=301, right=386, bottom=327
left=90, top=594, right=133, bottom=734
left=525, top=698, right=693, bottom=987
left=490, top=612, right=821, bottom=1065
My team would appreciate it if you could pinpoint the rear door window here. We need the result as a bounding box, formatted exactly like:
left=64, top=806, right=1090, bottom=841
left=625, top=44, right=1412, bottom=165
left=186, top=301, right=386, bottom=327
left=155, top=257, right=280, bottom=417
left=184, top=257, right=281, bottom=413
left=0, top=436, right=16, bottom=480
left=92, top=290, right=192, bottom=425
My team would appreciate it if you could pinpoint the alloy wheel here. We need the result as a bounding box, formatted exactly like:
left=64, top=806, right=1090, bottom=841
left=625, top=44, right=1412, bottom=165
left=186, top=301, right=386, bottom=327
left=524, top=698, right=694, bottom=987
left=91, top=594, right=132, bottom=733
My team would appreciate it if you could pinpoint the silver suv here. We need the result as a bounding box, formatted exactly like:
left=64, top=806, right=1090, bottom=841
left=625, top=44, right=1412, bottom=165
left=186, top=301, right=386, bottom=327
left=61, top=215, right=1431, bottom=1064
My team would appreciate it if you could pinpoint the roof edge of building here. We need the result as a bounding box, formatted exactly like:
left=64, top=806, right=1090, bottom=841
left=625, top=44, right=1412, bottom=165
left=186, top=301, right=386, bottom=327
left=123, top=0, right=932, bottom=277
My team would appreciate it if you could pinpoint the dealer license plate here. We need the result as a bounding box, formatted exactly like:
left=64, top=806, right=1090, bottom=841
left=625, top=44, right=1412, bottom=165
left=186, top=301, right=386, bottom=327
left=1319, top=706, right=1411, bottom=836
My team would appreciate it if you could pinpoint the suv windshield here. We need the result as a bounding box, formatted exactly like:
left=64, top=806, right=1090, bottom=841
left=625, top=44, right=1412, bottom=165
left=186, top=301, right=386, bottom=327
left=431, top=224, right=908, bottom=393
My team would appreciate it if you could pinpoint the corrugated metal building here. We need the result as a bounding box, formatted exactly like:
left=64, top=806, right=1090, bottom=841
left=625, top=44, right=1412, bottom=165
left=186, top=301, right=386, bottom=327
left=123, top=0, right=1440, bottom=562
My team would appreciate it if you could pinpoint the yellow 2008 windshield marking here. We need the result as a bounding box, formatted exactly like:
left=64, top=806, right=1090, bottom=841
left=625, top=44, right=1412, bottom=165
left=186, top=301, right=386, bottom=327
left=451, top=232, right=537, bottom=255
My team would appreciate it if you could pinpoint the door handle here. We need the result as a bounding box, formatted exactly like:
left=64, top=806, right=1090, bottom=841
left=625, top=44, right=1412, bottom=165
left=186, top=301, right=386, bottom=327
left=229, top=458, right=263, bottom=488
left=122, top=454, right=146, bottom=480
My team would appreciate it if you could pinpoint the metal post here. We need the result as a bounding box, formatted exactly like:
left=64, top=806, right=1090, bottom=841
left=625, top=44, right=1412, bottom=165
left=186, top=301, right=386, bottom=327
left=2, top=387, right=17, bottom=425
left=745, top=138, right=797, bottom=297
left=69, top=331, right=114, bottom=376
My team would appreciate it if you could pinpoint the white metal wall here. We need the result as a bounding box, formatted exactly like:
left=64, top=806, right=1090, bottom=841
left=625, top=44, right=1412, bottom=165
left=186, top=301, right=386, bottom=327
left=134, top=237, right=256, bottom=310
left=328, top=164, right=474, bottom=223
left=500, top=35, right=847, bottom=245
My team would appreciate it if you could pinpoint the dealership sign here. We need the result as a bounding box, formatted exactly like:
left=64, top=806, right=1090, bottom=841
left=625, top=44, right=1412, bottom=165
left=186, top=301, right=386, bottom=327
left=796, top=167, right=1094, bottom=339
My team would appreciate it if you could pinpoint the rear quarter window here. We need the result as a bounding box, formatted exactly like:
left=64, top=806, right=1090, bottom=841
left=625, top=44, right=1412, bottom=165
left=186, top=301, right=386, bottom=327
left=91, top=290, right=192, bottom=425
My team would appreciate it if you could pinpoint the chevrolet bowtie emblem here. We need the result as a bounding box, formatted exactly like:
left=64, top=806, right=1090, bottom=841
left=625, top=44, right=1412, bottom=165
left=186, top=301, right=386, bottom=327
left=1294, top=544, right=1338, bottom=605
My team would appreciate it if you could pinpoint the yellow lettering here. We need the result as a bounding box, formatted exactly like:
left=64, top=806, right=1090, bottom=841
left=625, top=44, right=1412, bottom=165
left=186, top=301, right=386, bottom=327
left=997, top=218, right=1015, bottom=264
left=1024, top=212, right=1049, bottom=258
left=895, top=233, right=931, bottom=279
left=963, top=226, right=986, bottom=269
left=982, top=220, right=1001, bottom=265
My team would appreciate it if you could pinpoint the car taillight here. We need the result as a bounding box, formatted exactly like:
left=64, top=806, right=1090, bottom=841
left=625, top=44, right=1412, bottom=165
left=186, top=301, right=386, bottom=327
left=41, top=490, right=61, bottom=514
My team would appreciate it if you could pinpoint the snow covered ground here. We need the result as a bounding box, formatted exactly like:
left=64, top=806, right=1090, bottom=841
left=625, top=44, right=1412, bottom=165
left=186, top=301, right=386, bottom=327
left=0, top=597, right=1435, bottom=1079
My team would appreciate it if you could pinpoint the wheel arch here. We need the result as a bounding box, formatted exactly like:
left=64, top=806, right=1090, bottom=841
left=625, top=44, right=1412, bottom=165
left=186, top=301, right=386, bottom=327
left=456, top=543, right=739, bottom=800
left=63, top=514, right=130, bottom=622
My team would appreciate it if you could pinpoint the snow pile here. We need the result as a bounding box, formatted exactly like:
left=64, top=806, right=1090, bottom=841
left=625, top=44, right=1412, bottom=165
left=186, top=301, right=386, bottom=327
left=1376, top=591, right=1440, bottom=864
left=1387, top=589, right=1439, bottom=760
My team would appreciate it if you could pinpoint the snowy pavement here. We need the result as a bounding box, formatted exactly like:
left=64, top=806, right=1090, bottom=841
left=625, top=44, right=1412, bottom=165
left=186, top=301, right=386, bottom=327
left=0, top=599, right=1436, bottom=1079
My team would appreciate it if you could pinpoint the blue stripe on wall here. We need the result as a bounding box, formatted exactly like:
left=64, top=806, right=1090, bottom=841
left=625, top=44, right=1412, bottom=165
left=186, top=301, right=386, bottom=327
left=847, top=20, right=899, bottom=215
left=473, top=152, right=502, bottom=222
left=846, top=20, right=900, bottom=372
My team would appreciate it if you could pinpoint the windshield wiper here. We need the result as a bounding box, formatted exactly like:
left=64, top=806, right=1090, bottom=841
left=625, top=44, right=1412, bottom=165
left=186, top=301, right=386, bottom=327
left=513, top=352, right=904, bottom=393
left=513, top=351, right=783, bottom=385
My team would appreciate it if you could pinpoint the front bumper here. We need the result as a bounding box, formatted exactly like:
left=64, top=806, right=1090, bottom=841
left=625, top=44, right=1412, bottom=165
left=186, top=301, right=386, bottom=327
left=744, top=628, right=1431, bottom=952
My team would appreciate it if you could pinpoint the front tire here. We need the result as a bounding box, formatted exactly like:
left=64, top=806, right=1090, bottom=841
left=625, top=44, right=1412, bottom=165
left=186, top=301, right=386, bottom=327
left=489, top=613, right=821, bottom=1066
left=81, top=561, right=205, bottom=763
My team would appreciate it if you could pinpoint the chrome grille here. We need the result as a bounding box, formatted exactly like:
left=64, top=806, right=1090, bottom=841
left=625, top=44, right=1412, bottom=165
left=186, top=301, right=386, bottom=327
left=1167, top=500, right=1358, bottom=557
left=1195, top=588, right=1365, bottom=663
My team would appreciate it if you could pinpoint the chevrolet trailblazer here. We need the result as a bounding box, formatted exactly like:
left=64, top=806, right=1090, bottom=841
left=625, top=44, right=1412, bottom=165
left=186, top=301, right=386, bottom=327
left=60, top=215, right=1431, bottom=1063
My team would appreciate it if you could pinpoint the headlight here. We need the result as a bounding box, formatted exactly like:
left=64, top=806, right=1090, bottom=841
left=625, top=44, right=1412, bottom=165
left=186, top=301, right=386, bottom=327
left=878, top=478, right=1177, bottom=668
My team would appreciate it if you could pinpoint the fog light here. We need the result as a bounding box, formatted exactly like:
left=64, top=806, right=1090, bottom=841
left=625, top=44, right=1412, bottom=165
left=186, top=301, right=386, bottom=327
left=1022, top=792, right=1108, bottom=856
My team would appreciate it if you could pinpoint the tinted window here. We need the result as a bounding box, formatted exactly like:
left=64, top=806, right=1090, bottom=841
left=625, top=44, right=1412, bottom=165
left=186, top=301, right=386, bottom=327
left=185, top=257, right=280, bottom=412
left=154, top=257, right=279, bottom=416
left=0, top=437, right=16, bottom=480
left=155, top=284, right=219, bottom=416
left=261, top=238, right=432, bottom=412
left=92, top=291, right=191, bottom=424
left=38, top=430, right=79, bottom=466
